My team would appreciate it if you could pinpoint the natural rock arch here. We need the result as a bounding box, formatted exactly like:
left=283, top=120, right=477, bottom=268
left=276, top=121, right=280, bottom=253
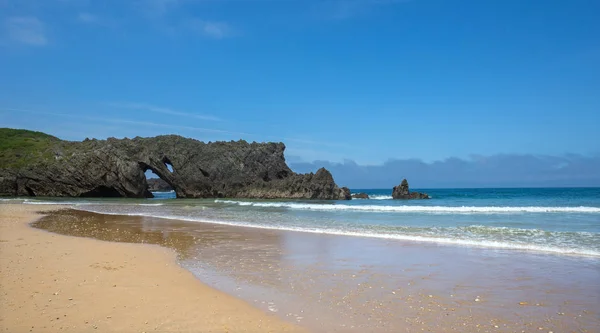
left=0, top=131, right=351, bottom=200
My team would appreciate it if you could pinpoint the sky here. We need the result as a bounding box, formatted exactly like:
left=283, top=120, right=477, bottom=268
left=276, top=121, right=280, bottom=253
left=1, top=0, right=599, bottom=187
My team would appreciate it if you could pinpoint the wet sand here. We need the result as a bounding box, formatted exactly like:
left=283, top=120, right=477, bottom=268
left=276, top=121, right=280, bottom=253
left=0, top=204, right=306, bottom=332
left=30, top=208, right=600, bottom=332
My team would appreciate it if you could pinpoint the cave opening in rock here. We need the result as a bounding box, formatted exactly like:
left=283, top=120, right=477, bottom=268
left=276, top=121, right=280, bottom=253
left=25, top=186, right=36, bottom=197
left=162, top=157, right=174, bottom=173
left=144, top=169, right=174, bottom=193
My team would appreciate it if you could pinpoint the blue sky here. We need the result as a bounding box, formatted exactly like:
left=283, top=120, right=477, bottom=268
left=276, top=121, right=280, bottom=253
left=1, top=0, right=599, bottom=186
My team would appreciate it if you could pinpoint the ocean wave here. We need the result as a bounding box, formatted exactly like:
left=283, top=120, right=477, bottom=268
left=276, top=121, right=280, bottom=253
left=20, top=200, right=163, bottom=207
left=369, top=195, right=393, bottom=200
left=349, top=193, right=392, bottom=200
left=0, top=198, right=25, bottom=202
left=73, top=207, right=600, bottom=257
left=22, top=200, right=86, bottom=205
left=214, top=200, right=600, bottom=214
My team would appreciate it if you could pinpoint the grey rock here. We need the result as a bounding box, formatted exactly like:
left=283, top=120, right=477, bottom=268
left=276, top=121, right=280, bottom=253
left=0, top=129, right=350, bottom=200
left=146, top=178, right=172, bottom=192
left=392, top=179, right=430, bottom=199
left=339, top=187, right=352, bottom=200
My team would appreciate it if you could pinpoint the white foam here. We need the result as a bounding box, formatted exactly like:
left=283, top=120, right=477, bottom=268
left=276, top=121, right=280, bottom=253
left=369, top=195, right=393, bottom=200
left=20, top=200, right=163, bottom=207
left=347, top=193, right=392, bottom=200
left=22, top=200, right=87, bottom=205
left=214, top=200, right=600, bottom=214
left=73, top=206, right=600, bottom=257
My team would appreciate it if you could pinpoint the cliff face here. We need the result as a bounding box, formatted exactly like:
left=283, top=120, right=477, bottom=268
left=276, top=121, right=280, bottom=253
left=0, top=129, right=350, bottom=199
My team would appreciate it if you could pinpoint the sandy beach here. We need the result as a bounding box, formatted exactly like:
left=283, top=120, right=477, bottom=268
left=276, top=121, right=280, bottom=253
left=0, top=204, right=305, bottom=333
left=2, top=203, right=598, bottom=333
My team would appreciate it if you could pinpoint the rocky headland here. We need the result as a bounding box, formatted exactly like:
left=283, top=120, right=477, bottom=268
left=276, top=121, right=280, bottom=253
left=0, top=128, right=350, bottom=199
left=392, top=179, right=430, bottom=199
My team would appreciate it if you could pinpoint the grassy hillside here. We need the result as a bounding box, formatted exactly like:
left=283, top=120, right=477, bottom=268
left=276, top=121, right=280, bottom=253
left=0, top=128, right=61, bottom=169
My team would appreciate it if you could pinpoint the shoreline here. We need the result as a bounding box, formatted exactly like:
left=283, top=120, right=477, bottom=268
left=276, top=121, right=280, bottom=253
left=0, top=204, right=306, bottom=332
left=26, top=206, right=600, bottom=332
left=76, top=205, right=600, bottom=258
left=5, top=196, right=599, bottom=259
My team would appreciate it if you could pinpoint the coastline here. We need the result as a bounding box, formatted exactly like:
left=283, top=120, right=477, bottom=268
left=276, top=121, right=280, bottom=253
left=0, top=204, right=306, bottom=332
left=22, top=205, right=600, bottom=333
left=3, top=202, right=599, bottom=332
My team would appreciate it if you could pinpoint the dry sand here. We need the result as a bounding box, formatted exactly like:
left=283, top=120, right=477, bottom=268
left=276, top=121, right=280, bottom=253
left=0, top=204, right=306, bottom=333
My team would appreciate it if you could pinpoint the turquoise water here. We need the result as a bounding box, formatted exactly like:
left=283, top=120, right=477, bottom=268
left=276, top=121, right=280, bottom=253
left=3, top=187, right=600, bottom=257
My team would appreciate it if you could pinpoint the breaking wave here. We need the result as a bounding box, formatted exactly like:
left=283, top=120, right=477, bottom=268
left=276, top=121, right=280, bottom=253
left=214, top=200, right=600, bottom=214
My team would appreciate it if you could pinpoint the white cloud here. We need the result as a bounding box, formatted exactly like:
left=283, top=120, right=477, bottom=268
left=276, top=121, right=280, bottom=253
left=4, top=16, right=47, bottom=46
left=109, top=102, right=221, bottom=121
left=0, top=107, right=242, bottom=136
left=291, top=154, right=600, bottom=188
left=187, top=19, right=232, bottom=39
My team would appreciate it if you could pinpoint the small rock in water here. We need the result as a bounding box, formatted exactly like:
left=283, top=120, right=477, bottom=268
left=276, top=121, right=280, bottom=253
left=519, top=301, right=528, bottom=305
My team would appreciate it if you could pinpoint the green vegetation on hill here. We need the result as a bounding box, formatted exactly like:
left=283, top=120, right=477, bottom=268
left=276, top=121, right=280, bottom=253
left=0, top=128, right=60, bottom=169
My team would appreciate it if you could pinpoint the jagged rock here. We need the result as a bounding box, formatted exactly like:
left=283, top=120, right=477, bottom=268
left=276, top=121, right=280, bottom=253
left=0, top=129, right=350, bottom=200
left=393, top=179, right=410, bottom=198
left=339, top=187, right=352, bottom=200
left=146, top=178, right=172, bottom=192
left=351, top=192, right=370, bottom=199
left=392, top=179, right=429, bottom=199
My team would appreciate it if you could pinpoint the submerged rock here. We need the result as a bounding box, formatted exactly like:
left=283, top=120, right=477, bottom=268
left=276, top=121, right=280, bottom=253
left=351, top=192, right=370, bottom=199
left=392, top=179, right=430, bottom=199
left=0, top=128, right=350, bottom=200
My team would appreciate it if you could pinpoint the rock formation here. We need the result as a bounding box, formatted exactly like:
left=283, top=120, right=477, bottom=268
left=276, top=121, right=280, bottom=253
left=0, top=129, right=350, bottom=200
left=339, top=187, right=352, bottom=200
left=146, top=178, right=172, bottom=192
left=392, top=179, right=430, bottom=199
left=351, top=192, right=370, bottom=199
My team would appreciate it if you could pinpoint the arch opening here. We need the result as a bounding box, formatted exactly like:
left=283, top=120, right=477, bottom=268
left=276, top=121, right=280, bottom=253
left=145, top=170, right=173, bottom=192
left=141, top=162, right=175, bottom=198
left=162, top=157, right=174, bottom=173
left=25, top=186, right=36, bottom=197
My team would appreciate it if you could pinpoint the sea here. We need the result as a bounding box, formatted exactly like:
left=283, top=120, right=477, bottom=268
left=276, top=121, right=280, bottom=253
left=5, top=187, right=600, bottom=331
left=5, top=187, right=600, bottom=257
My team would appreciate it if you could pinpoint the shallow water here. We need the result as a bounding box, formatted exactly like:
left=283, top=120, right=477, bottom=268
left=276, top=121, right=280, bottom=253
left=33, top=209, right=600, bottom=332
left=8, top=187, right=600, bottom=257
